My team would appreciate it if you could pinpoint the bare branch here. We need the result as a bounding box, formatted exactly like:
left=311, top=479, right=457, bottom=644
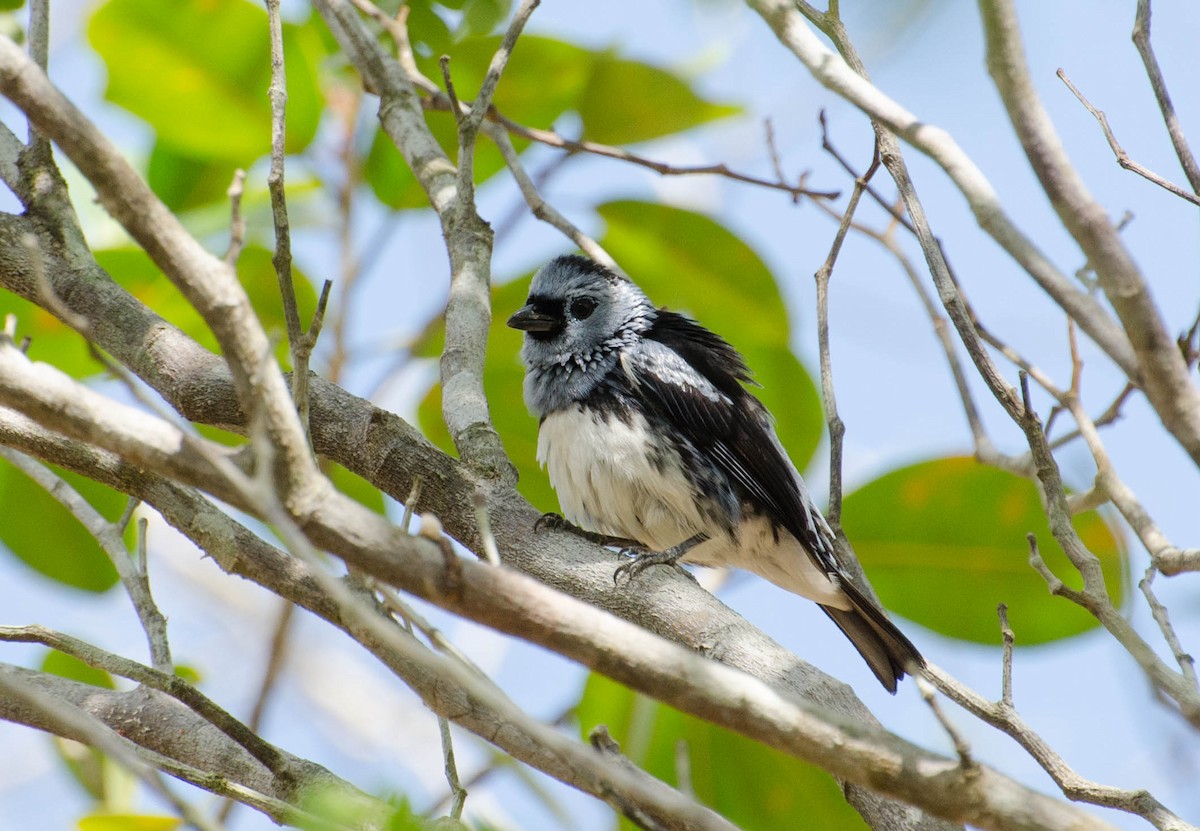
left=1132, top=0, right=1200, bottom=194
left=744, top=0, right=1141, bottom=386
left=0, top=34, right=320, bottom=493
left=813, top=115, right=879, bottom=526
left=223, top=168, right=248, bottom=265
left=978, top=0, right=1200, bottom=467
left=0, top=447, right=173, bottom=672
left=1056, top=68, right=1200, bottom=206
left=928, top=664, right=1191, bottom=831
left=0, top=667, right=225, bottom=831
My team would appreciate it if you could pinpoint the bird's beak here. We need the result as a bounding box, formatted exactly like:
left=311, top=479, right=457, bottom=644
left=507, top=305, right=563, bottom=333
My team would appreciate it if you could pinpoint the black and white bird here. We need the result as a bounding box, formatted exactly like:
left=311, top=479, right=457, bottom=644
left=507, top=254, right=924, bottom=692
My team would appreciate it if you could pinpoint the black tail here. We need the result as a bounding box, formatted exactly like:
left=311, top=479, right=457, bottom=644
left=821, top=580, right=924, bottom=694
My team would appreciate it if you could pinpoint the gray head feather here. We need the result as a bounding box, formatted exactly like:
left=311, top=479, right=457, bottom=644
left=512, top=255, right=655, bottom=415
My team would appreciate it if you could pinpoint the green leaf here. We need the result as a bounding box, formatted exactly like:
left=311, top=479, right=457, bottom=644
left=365, top=35, right=590, bottom=210
left=326, top=462, right=386, bottom=515
left=457, top=0, right=506, bottom=39
left=415, top=201, right=821, bottom=516
left=78, top=815, right=182, bottom=831
left=0, top=290, right=102, bottom=378
left=577, top=673, right=868, bottom=830
left=146, top=142, right=240, bottom=212
left=88, top=0, right=323, bottom=163
left=579, top=55, right=741, bottom=145
left=42, top=649, right=116, bottom=690
left=0, top=0, right=25, bottom=11
left=94, top=245, right=317, bottom=369
left=842, top=456, right=1126, bottom=645
left=0, top=460, right=120, bottom=592
left=405, top=0, right=452, bottom=55
left=174, top=664, right=203, bottom=685
left=297, top=784, right=413, bottom=831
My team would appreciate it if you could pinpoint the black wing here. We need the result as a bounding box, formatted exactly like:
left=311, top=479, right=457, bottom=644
left=633, top=310, right=925, bottom=691
left=632, top=310, right=840, bottom=573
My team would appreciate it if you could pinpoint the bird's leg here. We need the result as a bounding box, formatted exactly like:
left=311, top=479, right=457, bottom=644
left=613, top=533, right=708, bottom=585
left=534, top=512, right=643, bottom=549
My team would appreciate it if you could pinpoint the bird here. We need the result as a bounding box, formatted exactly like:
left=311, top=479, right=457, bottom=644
left=506, top=254, right=924, bottom=692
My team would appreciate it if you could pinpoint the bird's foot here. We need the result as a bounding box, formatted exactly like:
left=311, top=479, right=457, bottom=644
left=613, top=533, right=707, bottom=586
left=535, top=513, right=642, bottom=549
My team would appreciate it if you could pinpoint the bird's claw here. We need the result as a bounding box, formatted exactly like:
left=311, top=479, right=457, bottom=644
left=613, top=547, right=675, bottom=586
left=534, top=512, right=568, bottom=534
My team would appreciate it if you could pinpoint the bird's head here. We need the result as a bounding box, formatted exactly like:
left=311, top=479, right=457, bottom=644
left=507, top=254, right=654, bottom=413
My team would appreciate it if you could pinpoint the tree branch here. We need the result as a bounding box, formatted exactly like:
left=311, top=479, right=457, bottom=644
left=977, top=0, right=1200, bottom=468
left=0, top=332, right=1125, bottom=831
left=743, top=0, right=1141, bottom=387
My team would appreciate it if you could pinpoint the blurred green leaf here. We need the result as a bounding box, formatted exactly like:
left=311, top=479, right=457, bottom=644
left=146, top=142, right=240, bottom=212
left=42, top=651, right=118, bottom=803
left=2, top=291, right=101, bottom=378
left=577, top=673, right=868, bottom=830
left=0, top=0, right=25, bottom=11
left=458, top=0, right=506, bottom=38
left=42, top=649, right=116, bottom=690
left=326, top=462, right=386, bottom=515
left=416, top=201, right=821, bottom=516
left=94, top=245, right=316, bottom=369
left=405, top=0, right=452, bottom=55
left=365, top=36, right=740, bottom=209
left=843, top=456, right=1126, bottom=645
left=88, top=0, right=323, bottom=163
left=365, top=35, right=589, bottom=210
left=579, top=55, right=741, bottom=145
left=174, top=664, right=203, bottom=685
left=0, top=460, right=120, bottom=592
left=78, top=815, right=182, bottom=831
left=298, top=785, right=417, bottom=831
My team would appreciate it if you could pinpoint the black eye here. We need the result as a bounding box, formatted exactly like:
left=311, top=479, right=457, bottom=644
left=570, top=297, right=597, bottom=320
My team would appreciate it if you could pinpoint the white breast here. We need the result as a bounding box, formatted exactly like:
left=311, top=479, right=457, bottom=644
left=538, top=406, right=705, bottom=550
left=538, top=406, right=850, bottom=611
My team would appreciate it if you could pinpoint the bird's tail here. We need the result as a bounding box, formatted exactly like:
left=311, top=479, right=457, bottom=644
left=821, top=580, right=924, bottom=694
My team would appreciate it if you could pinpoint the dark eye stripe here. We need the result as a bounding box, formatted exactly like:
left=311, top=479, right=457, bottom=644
left=526, top=294, right=565, bottom=319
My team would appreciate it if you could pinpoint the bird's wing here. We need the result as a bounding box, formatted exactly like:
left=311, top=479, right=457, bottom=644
left=628, top=311, right=841, bottom=575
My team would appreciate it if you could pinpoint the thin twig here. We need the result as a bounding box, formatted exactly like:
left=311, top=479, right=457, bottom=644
left=0, top=625, right=291, bottom=781
left=472, top=486, right=501, bottom=566
left=0, top=448, right=173, bottom=673
left=440, top=716, right=467, bottom=819
left=914, top=674, right=974, bottom=769
left=223, top=168, right=248, bottom=265
left=265, top=0, right=327, bottom=447
left=1139, top=567, right=1198, bottom=687
left=812, top=115, right=879, bottom=525
left=1056, top=69, right=1200, bottom=206
left=26, top=0, right=49, bottom=154
left=485, top=121, right=620, bottom=271
left=927, top=663, right=1190, bottom=831
left=350, top=0, right=837, bottom=204
left=997, top=604, right=1014, bottom=708
left=1132, top=0, right=1200, bottom=194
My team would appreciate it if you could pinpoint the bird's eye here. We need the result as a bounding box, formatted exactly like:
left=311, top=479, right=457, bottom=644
left=570, top=297, right=597, bottom=320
